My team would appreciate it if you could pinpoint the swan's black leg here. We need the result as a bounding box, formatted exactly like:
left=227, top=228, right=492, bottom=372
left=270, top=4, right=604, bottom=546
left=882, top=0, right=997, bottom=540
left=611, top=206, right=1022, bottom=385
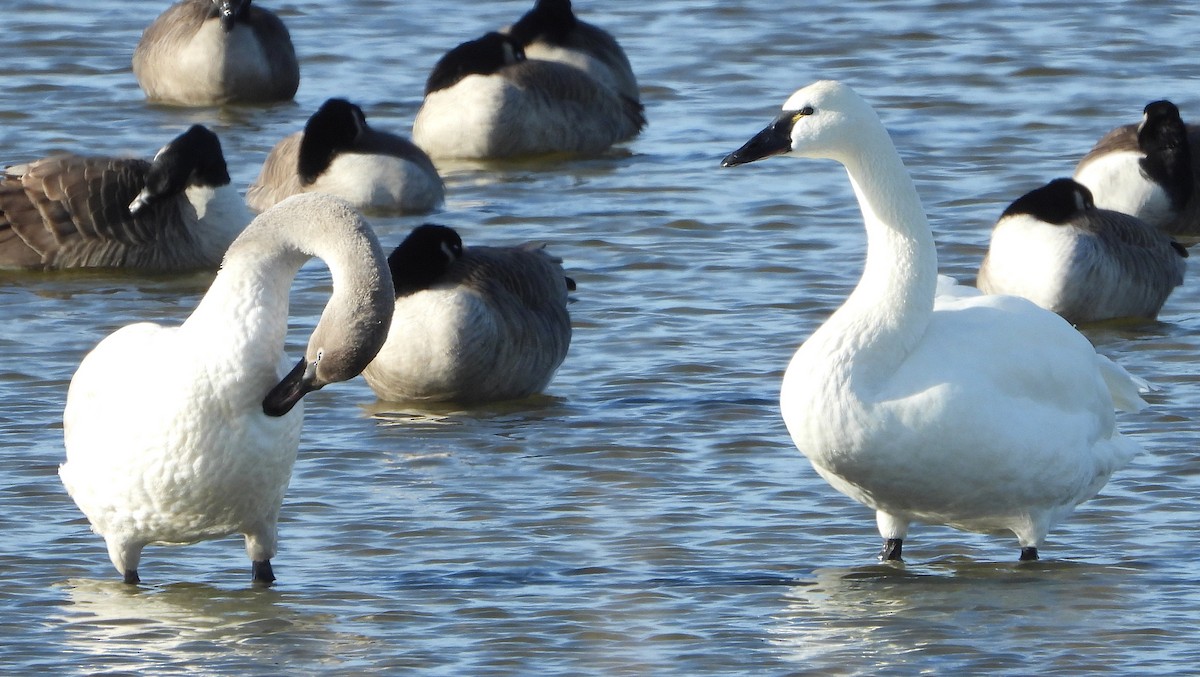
left=252, top=559, right=276, bottom=585
left=880, top=538, right=903, bottom=561
left=122, top=569, right=140, bottom=585
left=1019, top=546, right=1039, bottom=561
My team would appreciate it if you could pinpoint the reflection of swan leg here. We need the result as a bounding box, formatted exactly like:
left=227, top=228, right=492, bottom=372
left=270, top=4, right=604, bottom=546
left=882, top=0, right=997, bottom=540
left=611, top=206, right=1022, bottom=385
left=106, top=537, right=143, bottom=584
left=244, top=522, right=278, bottom=585
left=876, top=511, right=908, bottom=561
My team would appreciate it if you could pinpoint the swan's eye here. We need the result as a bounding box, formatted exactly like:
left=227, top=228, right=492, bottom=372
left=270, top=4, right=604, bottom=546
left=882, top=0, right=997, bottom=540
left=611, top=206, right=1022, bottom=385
left=800, top=106, right=814, bottom=116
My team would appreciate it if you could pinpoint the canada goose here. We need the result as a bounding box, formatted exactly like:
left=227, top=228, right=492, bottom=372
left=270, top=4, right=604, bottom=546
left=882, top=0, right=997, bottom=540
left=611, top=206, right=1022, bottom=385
left=722, top=80, right=1145, bottom=562
left=362, top=224, right=572, bottom=403
left=1074, top=100, right=1200, bottom=238
left=978, top=178, right=1187, bottom=324
left=60, top=193, right=394, bottom=585
left=0, top=125, right=249, bottom=271
left=132, top=0, right=299, bottom=106
left=247, top=98, right=444, bottom=214
left=505, top=0, right=640, bottom=103
left=413, top=32, right=644, bottom=160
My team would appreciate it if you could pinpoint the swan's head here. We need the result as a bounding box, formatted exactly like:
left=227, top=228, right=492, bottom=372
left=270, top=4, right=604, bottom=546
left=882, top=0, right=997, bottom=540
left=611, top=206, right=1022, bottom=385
left=1000, top=178, right=1094, bottom=225
left=722, top=80, right=877, bottom=167
left=387, top=224, right=464, bottom=296
left=298, top=98, right=368, bottom=185
left=129, top=125, right=231, bottom=214
left=259, top=195, right=395, bottom=417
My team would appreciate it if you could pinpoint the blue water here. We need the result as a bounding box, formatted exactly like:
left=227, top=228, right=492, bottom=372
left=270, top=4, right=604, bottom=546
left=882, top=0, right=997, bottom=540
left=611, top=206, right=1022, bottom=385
left=2, top=0, right=1200, bottom=674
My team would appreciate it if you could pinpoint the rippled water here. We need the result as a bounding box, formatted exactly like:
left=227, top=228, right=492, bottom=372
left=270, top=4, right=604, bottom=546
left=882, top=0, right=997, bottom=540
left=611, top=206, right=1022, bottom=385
left=3, top=0, right=1200, bottom=674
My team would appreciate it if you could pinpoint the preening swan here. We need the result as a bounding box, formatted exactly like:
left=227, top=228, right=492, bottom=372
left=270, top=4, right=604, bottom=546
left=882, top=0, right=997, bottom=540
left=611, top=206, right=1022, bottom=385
left=362, top=224, right=573, bottom=403
left=1074, top=100, right=1200, bottom=238
left=978, top=178, right=1187, bottom=324
left=722, top=80, right=1146, bottom=561
left=60, top=193, right=394, bottom=584
left=133, top=0, right=299, bottom=106
left=413, top=32, right=644, bottom=160
left=0, top=125, right=249, bottom=271
left=246, top=98, right=444, bottom=214
left=505, top=0, right=640, bottom=103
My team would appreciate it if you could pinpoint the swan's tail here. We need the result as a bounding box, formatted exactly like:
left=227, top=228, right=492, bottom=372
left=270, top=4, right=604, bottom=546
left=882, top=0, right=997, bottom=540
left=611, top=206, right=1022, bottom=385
left=1096, top=355, right=1151, bottom=413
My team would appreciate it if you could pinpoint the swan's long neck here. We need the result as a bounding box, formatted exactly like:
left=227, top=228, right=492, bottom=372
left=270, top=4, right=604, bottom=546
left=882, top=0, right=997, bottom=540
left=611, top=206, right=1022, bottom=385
left=813, top=128, right=938, bottom=388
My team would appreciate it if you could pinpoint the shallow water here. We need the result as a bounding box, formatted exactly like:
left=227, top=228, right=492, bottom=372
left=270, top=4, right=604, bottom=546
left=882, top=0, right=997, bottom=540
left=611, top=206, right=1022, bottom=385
left=3, top=0, right=1200, bottom=674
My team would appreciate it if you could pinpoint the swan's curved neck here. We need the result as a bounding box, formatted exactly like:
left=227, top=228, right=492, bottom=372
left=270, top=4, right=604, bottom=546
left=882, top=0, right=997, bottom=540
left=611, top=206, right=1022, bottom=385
left=815, top=130, right=938, bottom=386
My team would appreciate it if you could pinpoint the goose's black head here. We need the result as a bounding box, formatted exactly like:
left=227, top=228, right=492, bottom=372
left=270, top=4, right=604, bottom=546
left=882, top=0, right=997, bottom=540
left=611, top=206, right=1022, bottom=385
left=298, top=98, right=368, bottom=185
left=130, top=125, right=230, bottom=214
left=424, top=32, right=526, bottom=95
left=509, top=0, right=577, bottom=46
left=211, top=0, right=252, bottom=32
left=1138, top=99, right=1193, bottom=210
left=1001, top=178, right=1094, bottom=225
left=388, top=224, right=464, bottom=296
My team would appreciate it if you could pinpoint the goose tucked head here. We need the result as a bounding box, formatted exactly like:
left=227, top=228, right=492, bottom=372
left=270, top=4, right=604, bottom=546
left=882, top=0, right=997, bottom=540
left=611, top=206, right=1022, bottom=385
left=129, top=125, right=231, bottom=214
left=1137, top=99, right=1193, bottom=210
left=298, top=98, right=368, bottom=185
left=211, top=0, right=251, bottom=32
left=1001, top=178, right=1093, bottom=225
left=509, top=0, right=578, bottom=46
left=425, top=32, right=527, bottom=95
left=721, top=80, right=875, bottom=167
left=387, top=224, right=464, bottom=297
left=257, top=195, right=395, bottom=416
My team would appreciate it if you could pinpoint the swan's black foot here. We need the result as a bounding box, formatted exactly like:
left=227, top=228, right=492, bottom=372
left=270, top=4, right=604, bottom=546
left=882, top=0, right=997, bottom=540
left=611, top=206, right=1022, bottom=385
left=252, top=559, right=276, bottom=585
left=880, top=538, right=904, bottom=561
left=122, top=569, right=140, bottom=585
left=1019, top=546, right=1039, bottom=561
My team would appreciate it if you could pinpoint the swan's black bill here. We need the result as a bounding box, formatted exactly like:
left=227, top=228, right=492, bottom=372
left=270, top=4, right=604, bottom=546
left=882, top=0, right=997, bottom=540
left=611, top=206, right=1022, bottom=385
left=262, top=357, right=320, bottom=416
left=721, top=114, right=795, bottom=167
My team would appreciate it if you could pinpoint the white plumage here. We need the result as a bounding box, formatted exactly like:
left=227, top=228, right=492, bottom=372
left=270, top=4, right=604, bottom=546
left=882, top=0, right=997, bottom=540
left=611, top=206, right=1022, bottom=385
left=722, top=80, right=1145, bottom=561
left=61, top=194, right=394, bottom=585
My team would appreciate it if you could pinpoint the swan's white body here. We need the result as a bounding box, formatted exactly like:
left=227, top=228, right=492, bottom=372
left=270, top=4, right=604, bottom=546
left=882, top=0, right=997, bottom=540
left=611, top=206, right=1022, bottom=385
left=61, top=194, right=393, bottom=583
left=723, top=81, right=1145, bottom=559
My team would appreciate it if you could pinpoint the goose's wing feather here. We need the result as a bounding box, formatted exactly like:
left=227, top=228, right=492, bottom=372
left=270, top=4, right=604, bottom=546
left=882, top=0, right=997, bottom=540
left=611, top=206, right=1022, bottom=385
left=1084, top=209, right=1187, bottom=281
left=246, top=5, right=300, bottom=87
left=0, top=156, right=161, bottom=268
left=448, top=245, right=571, bottom=308
left=1075, top=123, right=1139, bottom=173
left=507, top=60, right=645, bottom=134
left=246, top=133, right=305, bottom=212
left=359, top=129, right=441, bottom=176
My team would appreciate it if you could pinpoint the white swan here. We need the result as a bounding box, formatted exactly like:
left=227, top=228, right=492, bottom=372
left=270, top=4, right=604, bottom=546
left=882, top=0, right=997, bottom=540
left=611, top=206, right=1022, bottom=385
left=246, top=98, right=444, bottom=215
left=978, top=178, right=1187, bottom=324
left=132, top=0, right=299, bottom=106
left=362, top=224, right=573, bottom=403
left=505, top=0, right=640, bottom=103
left=60, top=193, right=394, bottom=585
left=412, top=32, right=644, bottom=160
left=1073, top=100, right=1199, bottom=237
left=0, top=125, right=250, bottom=271
left=722, top=80, right=1146, bottom=562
